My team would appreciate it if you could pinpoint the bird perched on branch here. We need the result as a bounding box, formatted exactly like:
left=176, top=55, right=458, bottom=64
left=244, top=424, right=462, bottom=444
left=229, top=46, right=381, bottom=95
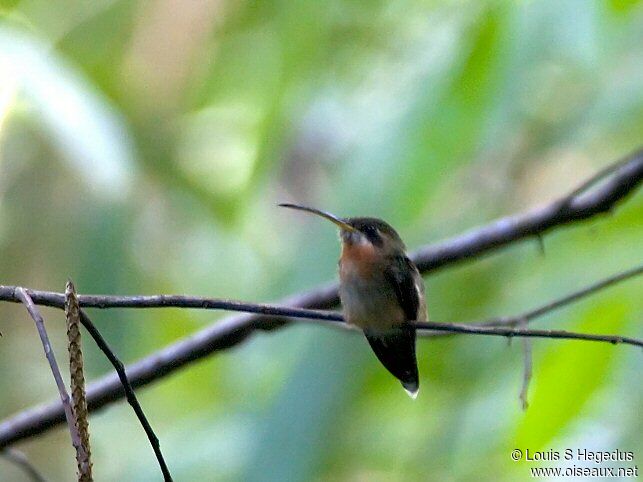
left=279, top=203, right=427, bottom=398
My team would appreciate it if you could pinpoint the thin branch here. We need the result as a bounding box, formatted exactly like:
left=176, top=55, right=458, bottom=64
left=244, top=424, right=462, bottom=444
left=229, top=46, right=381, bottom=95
left=0, top=148, right=641, bottom=447
left=14, top=288, right=82, bottom=454
left=77, top=310, right=173, bottom=482
left=479, top=264, right=643, bottom=328
left=0, top=289, right=347, bottom=320
left=558, top=150, right=640, bottom=206
left=519, top=318, right=533, bottom=411
left=0, top=289, right=640, bottom=345
left=1, top=264, right=641, bottom=339
left=413, top=322, right=642, bottom=346
left=1, top=448, right=48, bottom=482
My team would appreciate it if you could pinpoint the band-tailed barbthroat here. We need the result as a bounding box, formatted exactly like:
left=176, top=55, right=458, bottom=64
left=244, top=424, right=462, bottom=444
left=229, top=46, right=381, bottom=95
left=279, top=203, right=427, bottom=398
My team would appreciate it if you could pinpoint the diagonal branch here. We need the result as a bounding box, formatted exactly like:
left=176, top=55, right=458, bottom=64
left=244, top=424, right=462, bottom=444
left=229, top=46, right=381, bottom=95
left=1, top=148, right=641, bottom=313
left=76, top=310, right=173, bottom=482
left=14, top=288, right=83, bottom=455
left=0, top=148, right=641, bottom=447
left=0, top=448, right=48, bottom=482
left=450, top=264, right=643, bottom=331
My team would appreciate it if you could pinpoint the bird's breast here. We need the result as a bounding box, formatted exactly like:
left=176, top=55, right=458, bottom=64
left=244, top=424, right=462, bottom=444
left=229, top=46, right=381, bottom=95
left=339, top=249, right=404, bottom=332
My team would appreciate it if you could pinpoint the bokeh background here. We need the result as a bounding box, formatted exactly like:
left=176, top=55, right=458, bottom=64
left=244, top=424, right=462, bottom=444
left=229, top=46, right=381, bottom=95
left=1, top=0, right=642, bottom=480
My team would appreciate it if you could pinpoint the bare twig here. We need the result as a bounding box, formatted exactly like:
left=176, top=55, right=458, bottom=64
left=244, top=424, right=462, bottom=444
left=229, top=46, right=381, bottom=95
left=1, top=448, right=48, bottom=482
left=558, top=150, right=640, bottom=206
left=479, top=264, right=643, bottom=328
left=77, top=310, right=173, bottom=482
left=413, top=321, right=641, bottom=346
left=14, top=288, right=82, bottom=454
left=519, top=320, right=533, bottom=411
left=0, top=148, right=641, bottom=447
left=65, top=281, right=92, bottom=482
left=0, top=265, right=641, bottom=342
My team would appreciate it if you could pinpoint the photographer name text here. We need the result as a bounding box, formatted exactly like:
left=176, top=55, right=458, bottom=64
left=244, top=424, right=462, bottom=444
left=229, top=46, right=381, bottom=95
left=512, top=448, right=634, bottom=464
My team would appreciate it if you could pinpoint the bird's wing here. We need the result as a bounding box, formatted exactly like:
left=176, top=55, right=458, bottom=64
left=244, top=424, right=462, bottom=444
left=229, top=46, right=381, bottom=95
left=367, top=255, right=425, bottom=396
left=384, top=255, right=425, bottom=323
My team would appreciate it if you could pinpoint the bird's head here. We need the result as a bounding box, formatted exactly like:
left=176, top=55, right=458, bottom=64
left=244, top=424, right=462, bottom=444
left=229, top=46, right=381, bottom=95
left=279, top=203, right=406, bottom=256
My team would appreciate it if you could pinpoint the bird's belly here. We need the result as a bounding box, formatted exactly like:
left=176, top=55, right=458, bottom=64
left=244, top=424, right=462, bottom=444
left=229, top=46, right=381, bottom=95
left=339, top=274, right=404, bottom=332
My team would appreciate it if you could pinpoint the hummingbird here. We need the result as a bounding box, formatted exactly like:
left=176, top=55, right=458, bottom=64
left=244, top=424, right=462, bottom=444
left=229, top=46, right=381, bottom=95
left=279, top=203, right=427, bottom=398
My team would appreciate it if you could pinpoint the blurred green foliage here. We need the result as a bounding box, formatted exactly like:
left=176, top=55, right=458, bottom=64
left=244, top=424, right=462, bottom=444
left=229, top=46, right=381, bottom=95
left=0, top=0, right=641, bottom=480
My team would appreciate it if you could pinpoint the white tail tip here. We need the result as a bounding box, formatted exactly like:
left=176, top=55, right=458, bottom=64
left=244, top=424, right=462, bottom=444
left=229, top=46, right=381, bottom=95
left=405, top=387, right=419, bottom=400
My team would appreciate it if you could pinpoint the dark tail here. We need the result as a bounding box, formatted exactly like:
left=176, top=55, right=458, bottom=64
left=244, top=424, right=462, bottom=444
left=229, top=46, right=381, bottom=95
left=364, top=326, right=419, bottom=398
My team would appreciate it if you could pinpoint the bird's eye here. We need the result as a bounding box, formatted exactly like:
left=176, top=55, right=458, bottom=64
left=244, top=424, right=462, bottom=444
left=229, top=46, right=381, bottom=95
left=362, top=226, right=383, bottom=245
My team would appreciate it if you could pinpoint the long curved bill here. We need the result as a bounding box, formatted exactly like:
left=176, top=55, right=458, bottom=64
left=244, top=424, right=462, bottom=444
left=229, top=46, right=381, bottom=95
left=278, top=203, right=356, bottom=232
